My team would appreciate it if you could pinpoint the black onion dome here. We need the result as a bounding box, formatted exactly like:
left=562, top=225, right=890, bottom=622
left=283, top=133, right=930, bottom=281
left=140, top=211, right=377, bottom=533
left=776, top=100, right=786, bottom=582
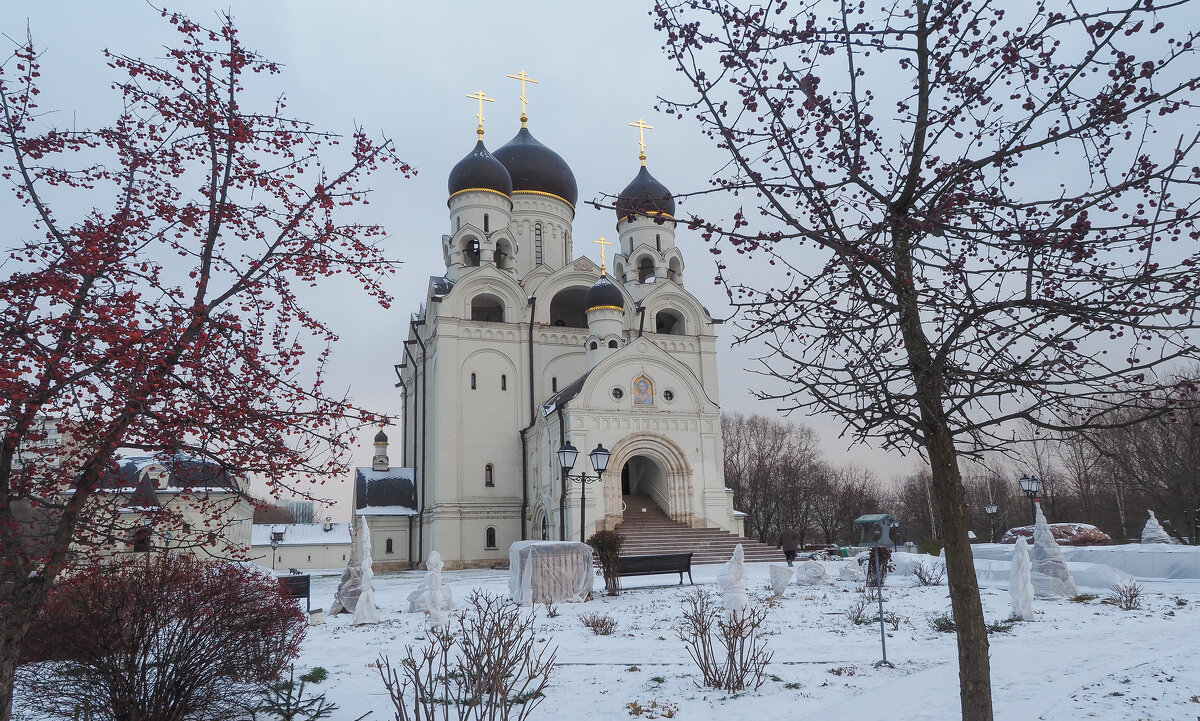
left=374, top=429, right=388, bottom=443
left=585, top=275, right=624, bottom=311
left=493, top=128, right=578, bottom=207
left=616, top=165, right=675, bottom=221
left=448, top=140, right=513, bottom=199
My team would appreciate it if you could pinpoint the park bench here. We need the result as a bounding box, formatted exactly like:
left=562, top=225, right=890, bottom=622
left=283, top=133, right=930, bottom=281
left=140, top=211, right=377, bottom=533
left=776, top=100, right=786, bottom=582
left=616, top=552, right=693, bottom=585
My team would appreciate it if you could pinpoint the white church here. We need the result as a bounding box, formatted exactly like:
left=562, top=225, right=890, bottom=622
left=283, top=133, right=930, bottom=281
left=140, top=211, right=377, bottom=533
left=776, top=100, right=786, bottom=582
left=357, top=94, right=744, bottom=569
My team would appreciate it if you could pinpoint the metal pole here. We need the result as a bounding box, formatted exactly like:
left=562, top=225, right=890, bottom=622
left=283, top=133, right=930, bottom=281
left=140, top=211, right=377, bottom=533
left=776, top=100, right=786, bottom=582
left=579, top=477, right=587, bottom=542
left=1030, top=496, right=1037, bottom=526
left=873, top=551, right=893, bottom=669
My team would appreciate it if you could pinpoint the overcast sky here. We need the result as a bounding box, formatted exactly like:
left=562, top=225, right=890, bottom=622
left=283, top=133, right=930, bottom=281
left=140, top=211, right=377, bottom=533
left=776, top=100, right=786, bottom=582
left=3, top=1, right=912, bottom=518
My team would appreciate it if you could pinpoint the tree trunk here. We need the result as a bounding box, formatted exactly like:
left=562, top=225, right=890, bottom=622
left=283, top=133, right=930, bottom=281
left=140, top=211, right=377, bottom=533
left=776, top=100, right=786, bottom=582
left=0, top=599, right=37, bottom=721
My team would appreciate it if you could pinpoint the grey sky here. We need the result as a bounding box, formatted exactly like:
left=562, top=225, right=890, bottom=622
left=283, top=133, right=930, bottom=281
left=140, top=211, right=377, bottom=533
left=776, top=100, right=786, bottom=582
left=3, top=1, right=908, bottom=517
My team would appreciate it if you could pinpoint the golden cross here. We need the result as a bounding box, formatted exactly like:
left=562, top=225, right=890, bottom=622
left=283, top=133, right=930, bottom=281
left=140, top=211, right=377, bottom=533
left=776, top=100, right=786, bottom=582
left=629, top=118, right=654, bottom=165
left=466, top=90, right=495, bottom=138
left=592, top=236, right=613, bottom=275
left=506, top=70, right=539, bottom=126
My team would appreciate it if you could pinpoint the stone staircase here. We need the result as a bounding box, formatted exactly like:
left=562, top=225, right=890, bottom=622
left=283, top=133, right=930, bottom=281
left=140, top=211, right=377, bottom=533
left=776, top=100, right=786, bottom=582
left=614, top=495, right=782, bottom=565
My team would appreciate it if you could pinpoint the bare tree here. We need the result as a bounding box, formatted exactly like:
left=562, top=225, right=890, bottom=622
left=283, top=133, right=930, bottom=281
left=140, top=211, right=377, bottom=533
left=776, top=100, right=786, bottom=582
left=653, top=1, right=1200, bottom=718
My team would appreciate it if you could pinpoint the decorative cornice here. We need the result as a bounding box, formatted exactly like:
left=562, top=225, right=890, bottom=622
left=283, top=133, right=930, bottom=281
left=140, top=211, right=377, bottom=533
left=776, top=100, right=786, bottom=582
left=513, top=189, right=574, bottom=208
left=448, top=187, right=513, bottom=202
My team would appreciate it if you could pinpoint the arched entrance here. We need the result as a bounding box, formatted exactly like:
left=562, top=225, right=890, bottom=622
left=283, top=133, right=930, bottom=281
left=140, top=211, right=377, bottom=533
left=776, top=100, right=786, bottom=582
left=603, top=433, right=694, bottom=528
left=620, top=455, right=667, bottom=505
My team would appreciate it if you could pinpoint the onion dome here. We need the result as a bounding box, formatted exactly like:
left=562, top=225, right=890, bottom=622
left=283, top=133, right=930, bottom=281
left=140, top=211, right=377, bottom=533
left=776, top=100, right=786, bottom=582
left=585, top=275, right=624, bottom=312
left=374, top=429, right=388, bottom=443
left=447, top=140, right=513, bottom=200
left=493, top=128, right=578, bottom=207
left=616, top=165, right=675, bottom=221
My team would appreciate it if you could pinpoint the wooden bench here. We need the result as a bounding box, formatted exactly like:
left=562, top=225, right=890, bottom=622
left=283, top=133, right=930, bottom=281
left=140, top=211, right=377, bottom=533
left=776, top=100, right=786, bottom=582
left=616, top=552, right=693, bottom=585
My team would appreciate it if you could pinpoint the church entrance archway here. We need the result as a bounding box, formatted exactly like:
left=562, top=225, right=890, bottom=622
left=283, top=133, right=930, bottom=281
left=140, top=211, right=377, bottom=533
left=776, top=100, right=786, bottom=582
left=620, top=456, right=667, bottom=507
left=603, top=433, right=694, bottom=528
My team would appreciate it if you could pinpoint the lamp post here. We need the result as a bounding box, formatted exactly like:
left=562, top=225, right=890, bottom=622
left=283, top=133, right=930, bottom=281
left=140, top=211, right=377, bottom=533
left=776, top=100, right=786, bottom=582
left=270, top=527, right=284, bottom=571
left=1018, top=475, right=1041, bottom=526
left=557, top=441, right=610, bottom=542
left=984, top=503, right=998, bottom=543
left=890, top=520, right=900, bottom=551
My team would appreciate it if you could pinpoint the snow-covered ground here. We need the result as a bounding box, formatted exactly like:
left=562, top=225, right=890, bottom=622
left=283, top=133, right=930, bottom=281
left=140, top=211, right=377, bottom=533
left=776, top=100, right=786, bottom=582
left=297, top=552, right=1200, bottom=720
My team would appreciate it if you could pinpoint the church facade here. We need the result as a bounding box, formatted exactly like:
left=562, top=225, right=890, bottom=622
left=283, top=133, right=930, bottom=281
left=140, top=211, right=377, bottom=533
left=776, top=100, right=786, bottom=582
left=363, top=108, right=741, bottom=569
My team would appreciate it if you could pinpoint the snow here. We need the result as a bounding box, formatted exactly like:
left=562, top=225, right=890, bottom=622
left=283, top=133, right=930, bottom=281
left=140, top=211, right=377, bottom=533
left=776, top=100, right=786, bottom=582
left=250, top=523, right=351, bottom=546
left=1142, top=510, right=1178, bottom=544
left=288, top=551, right=1200, bottom=720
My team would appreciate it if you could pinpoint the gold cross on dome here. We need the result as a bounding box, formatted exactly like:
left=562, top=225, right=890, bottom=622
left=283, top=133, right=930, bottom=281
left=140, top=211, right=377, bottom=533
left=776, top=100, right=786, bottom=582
left=629, top=118, right=654, bottom=165
left=592, top=236, right=613, bottom=275
left=466, top=90, right=495, bottom=138
left=506, top=70, right=539, bottom=126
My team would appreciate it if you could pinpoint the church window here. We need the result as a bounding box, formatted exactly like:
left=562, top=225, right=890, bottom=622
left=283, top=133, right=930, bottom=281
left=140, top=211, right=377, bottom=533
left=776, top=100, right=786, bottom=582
left=501, top=374, right=507, bottom=391
left=608, top=340, right=618, bottom=348
left=457, top=217, right=461, bottom=231
left=132, top=525, right=150, bottom=553
left=638, top=257, right=655, bottom=282
left=611, top=387, right=624, bottom=400
left=549, top=287, right=589, bottom=328
left=485, top=464, right=494, bottom=487
left=464, top=238, right=480, bottom=267
left=385, top=538, right=394, bottom=554
left=470, top=373, right=477, bottom=389
left=485, top=526, right=497, bottom=549
left=483, top=213, right=490, bottom=232
left=663, top=390, right=675, bottom=401
left=471, top=294, right=505, bottom=322
left=589, top=341, right=598, bottom=350
left=307, top=555, right=312, bottom=562
left=656, top=309, right=684, bottom=335
left=656, top=234, right=662, bottom=251
left=342, top=554, right=346, bottom=561
left=534, top=224, right=544, bottom=266
left=551, top=377, right=558, bottom=393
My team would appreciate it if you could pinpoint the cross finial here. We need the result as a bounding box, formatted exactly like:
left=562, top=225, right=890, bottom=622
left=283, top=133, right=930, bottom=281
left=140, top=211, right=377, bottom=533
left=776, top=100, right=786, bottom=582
left=506, top=70, right=539, bottom=127
left=466, top=90, right=495, bottom=139
left=592, top=236, right=613, bottom=275
left=629, top=118, right=654, bottom=166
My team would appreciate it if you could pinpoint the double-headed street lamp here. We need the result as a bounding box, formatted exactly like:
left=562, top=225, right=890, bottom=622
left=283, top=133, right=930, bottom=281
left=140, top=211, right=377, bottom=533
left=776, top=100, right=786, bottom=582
left=557, top=442, right=611, bottom=541
left=984, top=502, right=998, bottom=543
left=1018, top=475, right=1041, bottom=526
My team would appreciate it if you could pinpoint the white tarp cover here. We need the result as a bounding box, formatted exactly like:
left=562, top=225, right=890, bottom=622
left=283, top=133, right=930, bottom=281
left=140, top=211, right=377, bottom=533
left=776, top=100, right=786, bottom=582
left=898, top=551, right=1134, bottom=592
left=329, top=519, right=363, bottom=615
left=1010, top=538, right=1035, bottom=621
left=795, top=560, right=831, bottom=586
left=717, top=545, right=748, bottom=613
left=970, top=542, right=1200, bottom=580
left=408, top=550, right=455, bottom=623
left=768, top=565, right=794, bottom=596
left=508, top=541, right=594, bottom=606
left=1141, top=510, right=1178, bottom=544
left=1030, top=502, right=1079, bottom=599
left=838, top=562, right=866, bottom=582
left=352, top=517, right=381, bottom=625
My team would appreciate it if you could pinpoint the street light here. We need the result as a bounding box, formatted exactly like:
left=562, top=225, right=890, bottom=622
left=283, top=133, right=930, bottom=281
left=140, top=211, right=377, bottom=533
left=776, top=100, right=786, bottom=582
left=270, top=526, right=284, bottom=571
left=1018, top=475, right=1041, bottom=526
left=890, top=520, right=900, bottom=551
left=984, top=502, right=998, bottom=543
left=557, top=442, right=610, bottom=541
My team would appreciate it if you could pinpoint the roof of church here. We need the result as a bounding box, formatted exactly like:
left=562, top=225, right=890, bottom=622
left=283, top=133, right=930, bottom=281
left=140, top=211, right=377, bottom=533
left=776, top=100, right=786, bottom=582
left=493, top=127, right=578, bottom=207
left=539, top=372, right=591, bottom=416
left=616, top=165, right=675, bottom=221
left=251, top=522, right=352, bottom=546
left=354, top=466, right=417, bottom=514
left=373, top=429, right=388, bottom=443
left=447, top=140, right=513, bottom=200
left=585, top=275, right=624, bottom=311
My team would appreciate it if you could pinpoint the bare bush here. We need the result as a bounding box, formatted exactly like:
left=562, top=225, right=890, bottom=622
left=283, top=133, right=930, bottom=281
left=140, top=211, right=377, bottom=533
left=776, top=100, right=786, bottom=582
left=18, top=553, right=305, bottom=721
left=843, top=594, right=872, bottom=625
left=676, top=590, right=773, bottom=692
left=912, top=561, right=946, bottom=587
left=1105, top=581, right=1144, bottom=611
left=580, top=613, right=618, bottom=636
left=377, top=590, right=556, bottom=721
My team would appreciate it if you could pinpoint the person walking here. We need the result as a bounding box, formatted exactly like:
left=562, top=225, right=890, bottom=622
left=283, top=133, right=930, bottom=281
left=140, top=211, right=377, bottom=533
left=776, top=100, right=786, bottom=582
left=778, top=524, right=801, bottom=567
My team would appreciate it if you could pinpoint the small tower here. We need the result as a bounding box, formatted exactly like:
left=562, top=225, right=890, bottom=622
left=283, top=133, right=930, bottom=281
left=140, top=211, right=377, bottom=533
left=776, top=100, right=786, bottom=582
left=613, top=119, right=681, bottom=287
left=372, top=429, right=390, bottom=472
left=585, top=238, right=625, bottom=370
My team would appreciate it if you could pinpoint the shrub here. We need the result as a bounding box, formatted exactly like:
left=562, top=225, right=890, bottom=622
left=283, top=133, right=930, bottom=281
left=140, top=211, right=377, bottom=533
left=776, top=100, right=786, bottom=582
left=1104, top=581, right=1143, bottom=611
left=861, top=546, right=893, bottom=587
left=927, top=611, right=956, bottom=633
left=249, top=665, right=365, bottom=721
left=916, top=538, right=943, bottom=556
left=985, top=619, right=1015, bottom=634
left=580, top=612, right=619, bottom=635
left=377, top=590, right=556, bottom=721
left=676, top=589, right=773, bottom=692
left=844, top=593, right=872, bottom=625
left=1071, top=593, right=1099, bottom=603
left=18, top=553, right=306, bottom=721
left=912, top=560, right=945, bottom=586
left=587, top=530, right=625, bottom=596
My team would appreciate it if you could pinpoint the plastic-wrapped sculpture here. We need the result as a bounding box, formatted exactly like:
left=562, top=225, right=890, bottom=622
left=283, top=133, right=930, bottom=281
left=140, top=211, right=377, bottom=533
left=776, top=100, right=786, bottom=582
left=408, top=550, right=455, bottom=624
left=768, top=565, right=794, bottom=596
left=352, top=517, right=382, bottom=625
left=1009, top=537, right=1035, bottom=621
left=717, top=544, right=748, bottom=613
left=1029, top=502, right=1079, bottom=599
left=795, top=560, right=831, bottom=586
left=329, top=517, right=363, bottom=615
left=838, top=562, right=866, bottom=582
left=1141, top=510, right=1178, bottom=544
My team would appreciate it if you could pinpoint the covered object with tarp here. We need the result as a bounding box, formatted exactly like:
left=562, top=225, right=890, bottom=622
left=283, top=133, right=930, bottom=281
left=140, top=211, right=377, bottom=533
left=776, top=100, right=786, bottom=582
left=508, top=541, right=594, bottom=606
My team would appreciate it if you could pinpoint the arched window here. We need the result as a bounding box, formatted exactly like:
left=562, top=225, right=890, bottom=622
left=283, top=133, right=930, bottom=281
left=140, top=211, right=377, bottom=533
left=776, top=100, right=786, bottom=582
left=471, top=293, right=505, bottom=322
left=551, top=377, right=558, bottom=393
left=385, top=538, right=394, bottom=554
left=548, top=286, right=590, bottom=328
left=457, top=217, right=461, bottom=231
left=638, top=257, right=655, bottom=282
left=132, top=525, right=150, bottom=553
left=656, top=234, right=662, bottom=251
left=656, top=309, right=684, bottom=335
left=608, top=339, right=619, bottom=348
left=485, top=464, right=494, bottom=487
left=464, top=238, right=480, bottom=267
left=483, top=213, right=490, bottom=232
left=589, top=341, right=598, bottom=350
left=501, top=374, right=507, bottom=391
left=470, top=372, right=477, bottom=389
left=486, top=526, right=497, bottom=549
left=534, top=224, right=544, bottom=266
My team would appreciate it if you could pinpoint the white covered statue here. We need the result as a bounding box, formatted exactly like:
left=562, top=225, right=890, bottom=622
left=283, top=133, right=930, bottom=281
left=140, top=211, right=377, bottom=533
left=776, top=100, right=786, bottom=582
left=1141, top=510, right=1178, bottom=544
left=717, top=544, right=748, bottom=613
left=768, top=565, right=794, bottom=596
left=796, top=560, right=831, bottom=586
left=352, top=517, right=382, bottom=625
left=1009, top=537, right=1035, bottom=621
left=408, top=550, right=455, bottom=624
left=329, top=519, right=363, bottom=615
left=1029, top=502, right=1079, bottom=599
left=838, top=562, right=866, bottom=582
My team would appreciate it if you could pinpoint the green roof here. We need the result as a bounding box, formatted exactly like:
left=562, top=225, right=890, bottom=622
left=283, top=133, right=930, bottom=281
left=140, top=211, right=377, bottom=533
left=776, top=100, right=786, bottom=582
left=853, top=513, right=893, bottom=523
